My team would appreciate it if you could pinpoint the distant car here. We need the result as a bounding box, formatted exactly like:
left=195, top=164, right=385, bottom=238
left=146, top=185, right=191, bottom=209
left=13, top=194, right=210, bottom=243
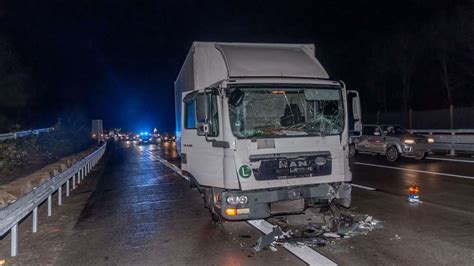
left=353, top=124, right=434, bottom=162
left=138, top=132, right=153, bottom=144
left=161, top=133, right=176, bottom=142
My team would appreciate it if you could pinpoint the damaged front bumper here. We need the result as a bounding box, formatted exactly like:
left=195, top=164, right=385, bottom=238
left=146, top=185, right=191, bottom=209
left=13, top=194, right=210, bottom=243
left=220, top=182, right=351, bottom=221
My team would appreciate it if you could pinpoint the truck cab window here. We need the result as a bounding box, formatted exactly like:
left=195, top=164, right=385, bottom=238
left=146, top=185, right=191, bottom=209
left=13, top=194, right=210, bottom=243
left=185, top=101, right=197, bottom=129
left=208, top=93, right=219, bottom=137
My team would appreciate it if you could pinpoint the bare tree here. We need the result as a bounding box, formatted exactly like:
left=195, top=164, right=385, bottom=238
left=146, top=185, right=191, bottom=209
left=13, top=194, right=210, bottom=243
left=392, top=30, right=419, bottom=125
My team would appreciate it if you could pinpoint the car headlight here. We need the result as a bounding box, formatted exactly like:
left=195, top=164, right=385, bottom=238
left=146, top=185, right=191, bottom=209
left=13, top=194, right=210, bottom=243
left=427, top=138, right=435, bottom=144
left=226, top=196, right=248, bottom=205
left=404, top=139, right=415, bottom=144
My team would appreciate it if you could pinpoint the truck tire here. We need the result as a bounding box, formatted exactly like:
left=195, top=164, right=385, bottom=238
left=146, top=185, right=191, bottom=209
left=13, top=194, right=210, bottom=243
left=210, top=206, right=224, bottom=223
left=414, top=151, right=427, bottom=160
left=348, top=144, right=357, bottom=158
left=205, top=188, right=223, bottom=223
left=386, top=146, right=399, bottom=162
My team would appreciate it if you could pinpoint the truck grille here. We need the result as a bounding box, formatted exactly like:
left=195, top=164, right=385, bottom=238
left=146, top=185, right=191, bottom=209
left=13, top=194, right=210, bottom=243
left=249, top=152, right=332, bottom=181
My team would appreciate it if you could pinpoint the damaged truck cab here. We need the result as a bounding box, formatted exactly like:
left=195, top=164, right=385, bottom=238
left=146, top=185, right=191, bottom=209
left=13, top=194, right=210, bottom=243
left=175, top=42, right=361, bottom=221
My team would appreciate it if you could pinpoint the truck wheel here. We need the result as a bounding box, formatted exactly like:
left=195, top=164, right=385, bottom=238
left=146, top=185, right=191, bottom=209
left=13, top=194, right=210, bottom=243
left=348, top=144, right=357, bottom=158
left=206, top=188, right=223, bottom=224
left=414, top=151, right=427, bottom=160
left=210, top=207, right=224, bottom=223
left=386, top=146, right=399, bottom=162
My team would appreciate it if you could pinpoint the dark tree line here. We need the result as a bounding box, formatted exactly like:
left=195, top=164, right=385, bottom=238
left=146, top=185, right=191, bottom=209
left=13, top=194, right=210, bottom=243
left=359, top=5, right=473, bottom=118
left=0, top=36, right=30, bottom=132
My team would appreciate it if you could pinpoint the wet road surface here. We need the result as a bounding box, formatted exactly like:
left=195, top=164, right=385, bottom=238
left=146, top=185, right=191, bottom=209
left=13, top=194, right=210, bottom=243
left=55, top=142, right=301, bottom=265
left=55, top=142, right=474, bottom=265
left=324, top=154, right=474, bottom=265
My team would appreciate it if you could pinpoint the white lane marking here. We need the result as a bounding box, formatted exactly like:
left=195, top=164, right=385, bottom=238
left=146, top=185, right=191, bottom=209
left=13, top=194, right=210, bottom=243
left=351, top=184, right=376, bottom=191
left=247, top=219, right=337, bottom=266
left=151, top=154, right=189, bottom=181
left=426, top=156, right=474, bottom=164
left=354, top=162, right=474, bottom=180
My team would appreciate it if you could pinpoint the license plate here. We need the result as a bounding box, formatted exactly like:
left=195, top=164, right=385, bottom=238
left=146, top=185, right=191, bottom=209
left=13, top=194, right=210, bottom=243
left=270, top=199, right=305, bottom=214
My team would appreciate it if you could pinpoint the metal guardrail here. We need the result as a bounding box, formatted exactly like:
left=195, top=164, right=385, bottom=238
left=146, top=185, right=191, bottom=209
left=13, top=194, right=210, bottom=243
left=0, top=127, right=54, bottom=141
left=0, top=143, right=107, bottom=257
left=409, top=129, right=474, bottom=155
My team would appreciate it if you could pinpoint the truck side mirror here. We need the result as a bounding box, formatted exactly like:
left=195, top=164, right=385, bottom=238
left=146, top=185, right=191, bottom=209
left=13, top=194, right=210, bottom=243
left=197, top=123, right=209, bottom=136
left=195, top=93, right=209, bottom=123
left=354, top=121, right=362, bottom=132
left=348, top=90, right=362, bottom=136
left=351, top=93, right=361, bottom=120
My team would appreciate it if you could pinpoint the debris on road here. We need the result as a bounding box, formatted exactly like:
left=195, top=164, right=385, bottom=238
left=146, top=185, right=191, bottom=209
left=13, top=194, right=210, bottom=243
left=253, top=207, right=383, bottom=252
left=254, top=226, right=284, bottom=251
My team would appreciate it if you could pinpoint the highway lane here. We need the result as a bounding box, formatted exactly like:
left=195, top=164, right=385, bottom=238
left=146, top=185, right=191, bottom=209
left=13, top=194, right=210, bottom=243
left=351, top=154, right=474, bottom=213
left=54, top=142, right=474, bottom=265
left=55, top=142, right=302, bottom=265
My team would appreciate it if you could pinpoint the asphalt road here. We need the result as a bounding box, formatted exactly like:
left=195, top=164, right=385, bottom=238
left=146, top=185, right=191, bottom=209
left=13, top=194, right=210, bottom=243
left=54, top=142, right=474, bottom=265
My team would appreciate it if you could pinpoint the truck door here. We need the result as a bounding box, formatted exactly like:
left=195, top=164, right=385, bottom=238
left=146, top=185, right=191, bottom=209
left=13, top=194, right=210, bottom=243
left=182, top=90, right=225, bottom=188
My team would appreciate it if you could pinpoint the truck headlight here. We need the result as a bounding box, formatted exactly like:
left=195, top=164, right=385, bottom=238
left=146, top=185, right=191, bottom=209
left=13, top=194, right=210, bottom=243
left=404, top=139, right=415, bottom=144
left=427, top=138, right=435, bottom=144
left=315, top=156, right=327, bottom=166
left=226, top=196, right=248, bottom=205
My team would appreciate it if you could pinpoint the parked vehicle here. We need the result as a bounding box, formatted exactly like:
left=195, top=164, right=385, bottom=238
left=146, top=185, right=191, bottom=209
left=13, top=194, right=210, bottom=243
left=353, top=124, right=434, bottom=162
left=175, top=42, right=361, bottom=221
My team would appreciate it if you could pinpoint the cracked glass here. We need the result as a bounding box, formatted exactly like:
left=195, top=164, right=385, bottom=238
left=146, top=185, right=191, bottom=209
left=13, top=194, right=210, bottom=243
left=229, top=87, right=344, bottom=138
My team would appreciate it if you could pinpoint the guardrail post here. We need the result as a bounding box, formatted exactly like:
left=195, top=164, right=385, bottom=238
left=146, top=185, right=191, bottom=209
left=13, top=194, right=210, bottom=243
left=66, top=179, right=70, bottom=196
left=47, top=195, right=52, bottom=217
left=11, top=224, right=18, bottom=257
left=58, top=186, right=62, bottom=206
left=32, top=207, right=38, bottom=233
left=78, top=169, right=81, bottom=184
left=72, top=174, right=76, bottom=190
left=450, top=132, right=456, bottom=156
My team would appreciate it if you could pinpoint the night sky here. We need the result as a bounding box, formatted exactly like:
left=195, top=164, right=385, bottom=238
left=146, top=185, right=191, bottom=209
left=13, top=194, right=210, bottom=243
left=0, top=0, right=470, bottom=131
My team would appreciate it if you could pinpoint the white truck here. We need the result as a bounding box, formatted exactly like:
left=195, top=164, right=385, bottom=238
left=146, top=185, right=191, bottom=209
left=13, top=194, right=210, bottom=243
left=175, top=42, right=361, bottom=221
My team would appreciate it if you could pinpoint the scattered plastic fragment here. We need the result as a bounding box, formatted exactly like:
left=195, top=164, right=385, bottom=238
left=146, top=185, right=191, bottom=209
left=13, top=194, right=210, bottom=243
left=254, top=226, right=284, bottom=251
left=323, top=232, right=341, bottom=238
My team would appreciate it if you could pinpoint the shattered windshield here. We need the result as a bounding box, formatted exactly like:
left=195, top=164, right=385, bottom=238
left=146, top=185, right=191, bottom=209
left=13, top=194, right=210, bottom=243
left=229, top=87, right=344, bottom=138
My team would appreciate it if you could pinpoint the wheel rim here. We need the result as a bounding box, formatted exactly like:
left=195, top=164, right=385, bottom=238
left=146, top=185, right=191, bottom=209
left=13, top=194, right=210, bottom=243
left=387, top=147, right=397, bottom=160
